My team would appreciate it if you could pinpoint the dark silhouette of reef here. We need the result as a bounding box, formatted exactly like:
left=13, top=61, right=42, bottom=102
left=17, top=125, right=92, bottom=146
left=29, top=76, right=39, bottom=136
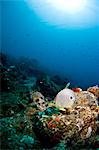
left=34, top=74, right=68, bottom=99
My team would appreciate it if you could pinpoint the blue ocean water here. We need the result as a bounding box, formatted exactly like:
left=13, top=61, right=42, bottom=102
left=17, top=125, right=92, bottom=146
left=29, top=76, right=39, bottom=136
left=1, top=0, right=99, bottom=89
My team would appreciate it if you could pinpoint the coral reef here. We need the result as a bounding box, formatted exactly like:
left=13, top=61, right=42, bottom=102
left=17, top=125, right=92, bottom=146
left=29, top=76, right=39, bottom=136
left=0, top=53, right=98, bottom=149
left=87, top=85, right=99, bottom=98
left=0, top=52, right=43, bottom=92
left=31, top=89, right=98, bottom=148
left=35, top=74, right=67, bottom=98
left=30, top=91, right=48, bottom=111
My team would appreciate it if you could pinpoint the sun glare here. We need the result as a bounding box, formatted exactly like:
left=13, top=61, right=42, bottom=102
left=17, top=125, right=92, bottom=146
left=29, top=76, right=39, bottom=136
left=48, top=0, right=87, bottom=14
left=27, top=0, right=98, bottom=28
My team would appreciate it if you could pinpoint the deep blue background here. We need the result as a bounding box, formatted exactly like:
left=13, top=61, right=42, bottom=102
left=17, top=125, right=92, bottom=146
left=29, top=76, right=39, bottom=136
left=1, top=0, right=99, bottom=88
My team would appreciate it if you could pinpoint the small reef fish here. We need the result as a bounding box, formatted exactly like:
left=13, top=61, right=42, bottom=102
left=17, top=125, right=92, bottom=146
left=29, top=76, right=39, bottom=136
left=55, top=88, right=76, bottom=108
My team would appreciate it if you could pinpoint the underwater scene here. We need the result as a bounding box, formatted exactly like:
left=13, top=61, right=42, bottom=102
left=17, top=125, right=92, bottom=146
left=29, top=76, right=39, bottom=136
left=0, top=0, right=99, bottom=149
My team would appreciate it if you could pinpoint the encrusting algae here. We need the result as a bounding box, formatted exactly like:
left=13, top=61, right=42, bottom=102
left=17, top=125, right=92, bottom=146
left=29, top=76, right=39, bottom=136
left=26, top=86, right=99, bottom=148
left=87, top=85, right=99, bottom=98
left=1, top=53, right=98, bottom=149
